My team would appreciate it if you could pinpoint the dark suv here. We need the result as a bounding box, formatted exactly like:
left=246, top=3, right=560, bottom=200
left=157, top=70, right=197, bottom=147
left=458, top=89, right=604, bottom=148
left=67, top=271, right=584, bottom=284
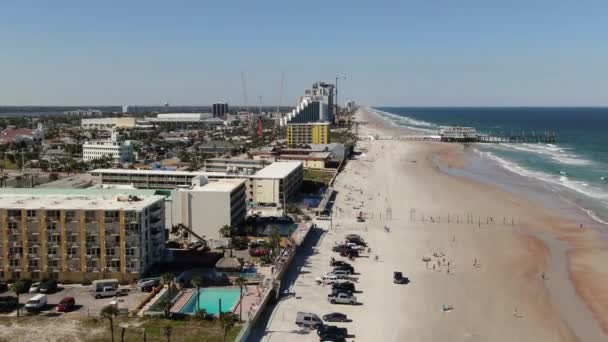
left=332, top=281, right=355, bottom=293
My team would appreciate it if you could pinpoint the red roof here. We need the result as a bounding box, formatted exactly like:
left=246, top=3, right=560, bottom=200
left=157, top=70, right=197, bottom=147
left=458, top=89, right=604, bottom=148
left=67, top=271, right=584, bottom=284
left=0, top=128, right=35, bottom=142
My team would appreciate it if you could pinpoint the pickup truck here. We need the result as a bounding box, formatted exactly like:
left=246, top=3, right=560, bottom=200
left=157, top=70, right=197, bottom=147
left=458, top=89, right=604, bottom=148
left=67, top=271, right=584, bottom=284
left=327, top=292, right=357, bottom=305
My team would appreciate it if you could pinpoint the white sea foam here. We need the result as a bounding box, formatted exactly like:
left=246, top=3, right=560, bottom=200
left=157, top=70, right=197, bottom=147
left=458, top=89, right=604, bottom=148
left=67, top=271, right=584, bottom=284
left=492, top=143, right=592, bottom=166
left=474, top=149, right=608, bottom=225
left=369, top=108, right=439, bottom=134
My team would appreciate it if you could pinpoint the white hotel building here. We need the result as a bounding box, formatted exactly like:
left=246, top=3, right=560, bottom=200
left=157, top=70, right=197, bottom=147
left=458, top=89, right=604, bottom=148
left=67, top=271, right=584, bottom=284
left=83, top=133, right=134, bottom=164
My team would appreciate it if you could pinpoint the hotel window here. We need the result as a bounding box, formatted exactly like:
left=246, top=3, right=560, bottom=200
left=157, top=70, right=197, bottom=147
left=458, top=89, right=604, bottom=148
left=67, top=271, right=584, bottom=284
left=47, top=235, right=60, bottom=243
left=8, top=210, right=21, bottom=219
left=28, top=259, right=38, bottom=269
left=86, top=247, right=100, bottom=256
left=87, top=260, right=98, bottom=269
left=65, top=210, right=76, bottom=221
left=48, top=246, right=58, bottom=255
left=9, top=259, right=19, bottom=267
left=8, top=222, right=18, bottom=230
left=106, top=248, right=116, bottom=256
left=47, top=222, right=58, bottom=231
left=48, top=259, right=59, bottom=268
left=106, top=260, right=120, bottom=268
left=28, top=246, right=38, bottom=254
left=47, top=210, right=60, bottom=221
left=26, top=210, right=37, bottom=219
left=126, top=248, right=136, bottom=256
left=67, top=247, right=78, bottom=256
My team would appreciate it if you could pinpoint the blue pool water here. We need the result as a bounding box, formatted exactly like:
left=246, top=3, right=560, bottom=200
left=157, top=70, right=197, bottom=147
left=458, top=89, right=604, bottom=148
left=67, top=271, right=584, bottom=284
left=180, top=288, right=241, bottom=316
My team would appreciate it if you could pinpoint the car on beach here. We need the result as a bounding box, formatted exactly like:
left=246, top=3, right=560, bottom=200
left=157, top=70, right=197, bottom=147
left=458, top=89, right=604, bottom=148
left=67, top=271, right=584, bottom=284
left=330, top=270, right=351, bottom=279
left=332, top=281, right=356, bottom=293
left=317, top=325, right=348, bottom=338
left=317, top=215, right=331, bottom=221
left=316, top=275, right=338, bottom=285
left=333, top=264, right=355, bottom=274
left=323, top=312, right=349, bottom=322
left=345, top=243, right=364, bottom=251
left=327, top=292, right=357, bottom=305
left=330, top=260, right=351, bottom=268
left=332, top=244, right=352, bottom=253
left=296, top=312, right=323, bottom=328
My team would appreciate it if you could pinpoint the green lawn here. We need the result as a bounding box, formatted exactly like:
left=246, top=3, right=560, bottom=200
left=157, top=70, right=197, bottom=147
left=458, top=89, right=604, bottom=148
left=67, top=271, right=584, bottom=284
left=304, top=168, right=335, bottom=184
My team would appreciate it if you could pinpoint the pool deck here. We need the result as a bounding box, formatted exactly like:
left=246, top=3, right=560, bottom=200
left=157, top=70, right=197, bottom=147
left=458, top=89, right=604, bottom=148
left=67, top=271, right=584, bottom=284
left=233, top=285, right=263, bottom=320
left=171, top=288, right=195, bottom=314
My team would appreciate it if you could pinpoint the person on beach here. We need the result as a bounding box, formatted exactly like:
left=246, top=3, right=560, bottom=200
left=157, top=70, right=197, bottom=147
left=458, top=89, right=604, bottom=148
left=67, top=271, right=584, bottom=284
left=473, top=258, right=478, bottom=267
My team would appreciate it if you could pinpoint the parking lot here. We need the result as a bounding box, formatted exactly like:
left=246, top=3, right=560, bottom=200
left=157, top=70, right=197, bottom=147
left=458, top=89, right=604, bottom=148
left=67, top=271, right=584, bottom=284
left=251, top=220, right=372, bottom=341
left=1, top=284, right=148, bottom=317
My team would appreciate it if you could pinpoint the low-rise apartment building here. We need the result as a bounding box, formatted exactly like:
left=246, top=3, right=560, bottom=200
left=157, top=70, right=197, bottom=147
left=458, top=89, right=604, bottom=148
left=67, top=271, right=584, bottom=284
left=83, top=138, right=134, bottom=164
left=0, top=192, right=165, bottom=283
left=171, top=177, right=246, bottom=240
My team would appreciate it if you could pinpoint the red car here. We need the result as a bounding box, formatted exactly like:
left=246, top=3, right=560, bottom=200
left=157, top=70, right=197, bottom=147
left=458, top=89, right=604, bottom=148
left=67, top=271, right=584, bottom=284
left=56, top=297, right=75, bottom=312
left=249, top=247, right=270, bottom=257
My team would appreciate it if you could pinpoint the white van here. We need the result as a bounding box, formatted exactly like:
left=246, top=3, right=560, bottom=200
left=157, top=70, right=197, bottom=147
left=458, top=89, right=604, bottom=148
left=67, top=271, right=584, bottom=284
left=25, top=294, right=47, bottom=311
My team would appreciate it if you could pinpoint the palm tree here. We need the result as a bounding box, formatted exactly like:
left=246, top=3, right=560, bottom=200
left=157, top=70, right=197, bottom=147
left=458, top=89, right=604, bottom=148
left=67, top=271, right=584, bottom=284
left=157, top=299, right=172, bottom=319
left=219, top=224, right=232, bottom=238
left=161, top=325, right=173, bottom=342
left=234, top=277, right=247, bottom=321
left=100, top=304, right=119, bottom=342
left=191, top=276, right=203, bottom=317
left=220, top=313, right=237, bottom=342
left=269, top=226, right=281, bottom=256
left=161, top=273, right=174, bottom=298
left=10, top=280, right=26, bottom=318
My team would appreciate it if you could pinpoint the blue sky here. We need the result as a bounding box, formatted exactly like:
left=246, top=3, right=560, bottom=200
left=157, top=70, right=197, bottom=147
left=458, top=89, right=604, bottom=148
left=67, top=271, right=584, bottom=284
left=1, top=0, right=608, bottom=106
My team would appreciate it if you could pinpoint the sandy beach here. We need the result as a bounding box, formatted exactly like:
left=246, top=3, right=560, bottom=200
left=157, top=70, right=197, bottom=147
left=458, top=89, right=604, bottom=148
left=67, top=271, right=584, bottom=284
left=252, top=107, right=608, bottom=342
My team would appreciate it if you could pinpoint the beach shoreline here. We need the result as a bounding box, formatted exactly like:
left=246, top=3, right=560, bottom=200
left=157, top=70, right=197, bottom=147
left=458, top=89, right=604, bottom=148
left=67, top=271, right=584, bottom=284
left=357, top=106, right=608, bottom=340
left=254, top=107, right=608, bottom=342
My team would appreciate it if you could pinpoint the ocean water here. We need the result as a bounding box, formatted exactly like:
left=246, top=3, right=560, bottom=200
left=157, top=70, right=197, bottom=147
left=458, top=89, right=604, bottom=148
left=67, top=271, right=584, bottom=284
left=371, top=107, right=608, bottom=225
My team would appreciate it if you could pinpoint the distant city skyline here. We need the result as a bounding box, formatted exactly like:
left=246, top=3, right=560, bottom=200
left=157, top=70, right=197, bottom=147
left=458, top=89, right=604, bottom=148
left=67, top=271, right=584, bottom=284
left=1, top=1, right=608, bottom=107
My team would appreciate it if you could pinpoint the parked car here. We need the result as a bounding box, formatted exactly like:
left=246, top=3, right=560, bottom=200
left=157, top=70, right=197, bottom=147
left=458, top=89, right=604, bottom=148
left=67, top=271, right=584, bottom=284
left=339, top=249, right=359, bottom=258
left=25, top=294, right=47, bottom=311
left=330, top=288, right=353, bottom=297
left=331, top=270, right=351, bottom=279
left=331, top=281, right=356, bottom=293
left=29, top=282, right=41, bottom=293
left=319, top=334, right=345, bottom=342
left=138, top=278, right=160, bottom=291
left=323, top=312, right=349, bottom=322
left=295, top=311, right=323, bottom=328
left=345, top=243, right=364, bottom=251
left=317, top=325, right=348, bottom=338
left=91, top=286, right=118, bottom=299
left=56, top=297, right=76, bottom=312
left=39, top=280, right=58, bottom=294
left=394, top=271, right=410, bottom=284
left=249, top=247, right=271, bottom=257
left=333, top=264, right=354, bottom=274
left=327, top=292, right=357, bottom=305
left=317, top=215, right=331, bottom=221
left=332, top=244, right=353, bottom=253
left=330, top=260, right=351, bottom=268
left=0, top=296, right=17, bottom=312
left=316, top=274, right=338, bottom=285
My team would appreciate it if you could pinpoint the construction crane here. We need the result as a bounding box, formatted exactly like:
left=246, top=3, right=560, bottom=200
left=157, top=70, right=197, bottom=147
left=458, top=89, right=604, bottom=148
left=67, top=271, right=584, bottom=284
left=259, top=95, right=263, bottom=116
left=241, top=71, right=249, bottom=113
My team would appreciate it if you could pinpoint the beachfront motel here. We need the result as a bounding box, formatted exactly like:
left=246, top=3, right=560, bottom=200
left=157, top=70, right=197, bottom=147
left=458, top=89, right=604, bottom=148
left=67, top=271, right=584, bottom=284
left=0, top=194, right=165, bottom=283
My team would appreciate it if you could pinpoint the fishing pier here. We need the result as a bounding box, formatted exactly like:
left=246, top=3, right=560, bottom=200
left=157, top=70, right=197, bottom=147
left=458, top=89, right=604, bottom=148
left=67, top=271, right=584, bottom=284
left=371, top=126, right=557, bottom=144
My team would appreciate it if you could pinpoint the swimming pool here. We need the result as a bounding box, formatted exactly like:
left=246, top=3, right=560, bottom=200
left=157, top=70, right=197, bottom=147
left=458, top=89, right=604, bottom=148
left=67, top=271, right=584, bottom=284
left=180, top=287, right=241, bottom=316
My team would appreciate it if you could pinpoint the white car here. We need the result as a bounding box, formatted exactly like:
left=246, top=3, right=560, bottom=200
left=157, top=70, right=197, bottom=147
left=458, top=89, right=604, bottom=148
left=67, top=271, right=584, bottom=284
left=315, top=274, right=338, bottom=285
left=346, top=243, right=364, bottom=250
left=29, top=282, right=41, bottom=293
left=331, top=270, right=351, bottom=279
